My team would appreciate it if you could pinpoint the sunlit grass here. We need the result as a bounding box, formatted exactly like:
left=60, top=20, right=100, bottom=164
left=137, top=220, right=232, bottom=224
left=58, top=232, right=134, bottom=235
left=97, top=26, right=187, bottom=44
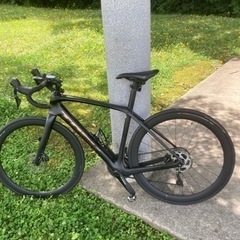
left=150, top=14, right=239, bottom=109
left=0, top=2, right=239, bottom=170
left=1, top=5, right=239, bottom=115
left=0, top=4, right=239, bottom=239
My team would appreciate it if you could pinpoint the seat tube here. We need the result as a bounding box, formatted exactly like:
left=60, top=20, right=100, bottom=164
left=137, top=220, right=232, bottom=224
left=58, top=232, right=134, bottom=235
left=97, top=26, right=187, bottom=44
left=118, top=82, right=139, bottom=160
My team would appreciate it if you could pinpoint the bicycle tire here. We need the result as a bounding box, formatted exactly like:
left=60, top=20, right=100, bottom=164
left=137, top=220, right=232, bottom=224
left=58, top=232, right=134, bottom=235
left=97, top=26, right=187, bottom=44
left=128, top=108, right=235, bottom=204
left=0, top=117, right=85, bottom=197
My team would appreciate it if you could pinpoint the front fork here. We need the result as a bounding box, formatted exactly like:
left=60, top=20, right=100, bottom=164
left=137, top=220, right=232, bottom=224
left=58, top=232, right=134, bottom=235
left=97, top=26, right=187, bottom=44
left=34, top=114, right=56, bottom=166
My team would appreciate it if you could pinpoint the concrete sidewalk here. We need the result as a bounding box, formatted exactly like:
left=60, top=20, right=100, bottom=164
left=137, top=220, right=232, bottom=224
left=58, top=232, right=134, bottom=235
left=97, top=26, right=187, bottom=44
left=80, top=58, right=240, bottom=240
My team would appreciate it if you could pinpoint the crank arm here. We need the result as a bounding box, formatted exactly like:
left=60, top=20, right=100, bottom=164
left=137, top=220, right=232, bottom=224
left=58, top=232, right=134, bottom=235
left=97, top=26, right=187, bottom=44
left=114, top=171, right=136, bottom=201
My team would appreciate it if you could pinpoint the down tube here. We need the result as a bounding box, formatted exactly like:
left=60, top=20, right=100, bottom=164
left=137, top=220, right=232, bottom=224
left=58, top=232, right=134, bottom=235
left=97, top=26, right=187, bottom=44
left=53, top=95, right=174, bottom=148
left=58, top=105, right=117, bottom=168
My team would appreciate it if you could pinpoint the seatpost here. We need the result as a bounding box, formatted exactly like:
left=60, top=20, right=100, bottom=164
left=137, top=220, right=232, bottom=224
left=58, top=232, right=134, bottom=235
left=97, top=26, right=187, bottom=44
left=127, top=81, right=141, bottom=111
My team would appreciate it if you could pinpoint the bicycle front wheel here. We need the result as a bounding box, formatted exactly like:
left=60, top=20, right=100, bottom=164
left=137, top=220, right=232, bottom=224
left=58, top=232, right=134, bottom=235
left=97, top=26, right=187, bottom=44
left=0, top=117, right=85, bottom=197
left=128, top=108, right=235, bottom=204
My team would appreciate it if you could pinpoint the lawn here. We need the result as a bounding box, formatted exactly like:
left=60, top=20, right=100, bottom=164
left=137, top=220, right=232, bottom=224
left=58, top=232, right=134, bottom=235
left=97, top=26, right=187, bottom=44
left=0, top=4, right=239, bottom=240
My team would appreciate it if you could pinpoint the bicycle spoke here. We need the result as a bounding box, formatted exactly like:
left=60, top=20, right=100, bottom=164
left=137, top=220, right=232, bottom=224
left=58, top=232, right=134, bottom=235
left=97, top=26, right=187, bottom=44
left=129, top=109, right=234, bottom=204
left=0, top=117, right=84, bottom=197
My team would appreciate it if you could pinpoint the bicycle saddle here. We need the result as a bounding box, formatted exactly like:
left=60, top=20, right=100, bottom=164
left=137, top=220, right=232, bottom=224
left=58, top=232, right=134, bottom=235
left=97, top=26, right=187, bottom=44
left=116, top=69, right=159, bottom=84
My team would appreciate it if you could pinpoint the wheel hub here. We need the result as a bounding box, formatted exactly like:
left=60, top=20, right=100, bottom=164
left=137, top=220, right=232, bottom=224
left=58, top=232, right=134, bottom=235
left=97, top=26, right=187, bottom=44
left=170, top=148, right=192, bottom=173
left=25, top=152, right=48, bottom=173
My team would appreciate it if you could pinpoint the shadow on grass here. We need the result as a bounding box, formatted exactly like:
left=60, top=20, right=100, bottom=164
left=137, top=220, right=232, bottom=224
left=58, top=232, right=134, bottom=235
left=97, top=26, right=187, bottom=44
left=1, top=4, right=239, bottom=63
left=151, top=14, right=240, bottom=62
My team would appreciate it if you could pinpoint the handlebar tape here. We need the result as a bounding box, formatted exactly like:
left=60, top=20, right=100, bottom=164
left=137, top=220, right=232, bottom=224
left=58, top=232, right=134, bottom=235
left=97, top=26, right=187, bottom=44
left=10, top=78, right=50, bottom=109
left=10, top=78, right=33, bottom=95
left=10, top=78, right=48, bottom=95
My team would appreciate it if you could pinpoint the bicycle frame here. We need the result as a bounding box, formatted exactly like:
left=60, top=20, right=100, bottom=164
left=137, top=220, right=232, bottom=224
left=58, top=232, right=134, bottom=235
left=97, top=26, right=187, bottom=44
left=5, top=68, right=235, bottom=203
left=34, top=85, right=179, bottom=177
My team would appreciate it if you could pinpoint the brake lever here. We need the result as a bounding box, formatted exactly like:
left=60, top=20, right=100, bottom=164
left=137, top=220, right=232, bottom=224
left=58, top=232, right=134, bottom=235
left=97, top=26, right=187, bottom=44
left=13, top=88, right=21, bottom=108
left=31, top=68, right=41, bottom=77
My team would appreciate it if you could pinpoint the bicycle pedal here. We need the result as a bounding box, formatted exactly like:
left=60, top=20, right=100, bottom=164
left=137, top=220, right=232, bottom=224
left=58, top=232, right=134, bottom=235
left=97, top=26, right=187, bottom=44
left=128, top=195, right=136, bottom=202
left=127, top=175, right=135, bottom=183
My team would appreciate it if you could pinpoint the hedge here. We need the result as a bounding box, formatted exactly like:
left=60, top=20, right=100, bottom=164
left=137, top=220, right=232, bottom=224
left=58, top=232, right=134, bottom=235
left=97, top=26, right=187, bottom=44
left=0, top=0, right=239, bottom=17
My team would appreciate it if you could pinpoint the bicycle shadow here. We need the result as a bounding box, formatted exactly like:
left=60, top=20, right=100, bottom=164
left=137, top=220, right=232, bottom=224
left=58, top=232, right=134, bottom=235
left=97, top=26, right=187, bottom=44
left=81, top=94, right=240, bottom=240
left=172, top=95, right=240, bottom=206
left=81, top=58, right=240, bottom=240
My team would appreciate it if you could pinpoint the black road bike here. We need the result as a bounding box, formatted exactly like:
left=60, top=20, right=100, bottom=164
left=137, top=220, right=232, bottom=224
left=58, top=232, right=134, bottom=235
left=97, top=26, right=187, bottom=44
left=0, top=69, right=235, bottom=204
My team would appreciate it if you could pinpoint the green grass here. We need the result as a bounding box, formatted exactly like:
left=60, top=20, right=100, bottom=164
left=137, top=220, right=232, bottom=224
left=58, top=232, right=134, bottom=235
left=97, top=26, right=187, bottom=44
left=0, top=4, right=239, bottom=240
left=151, top=14, right=239, bottom=109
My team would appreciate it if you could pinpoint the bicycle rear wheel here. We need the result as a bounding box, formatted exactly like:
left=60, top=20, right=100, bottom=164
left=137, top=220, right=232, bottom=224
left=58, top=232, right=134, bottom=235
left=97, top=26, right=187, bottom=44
left=128, top=108, right=235, bottom=204
left=0, top=117, right=85, bottom=197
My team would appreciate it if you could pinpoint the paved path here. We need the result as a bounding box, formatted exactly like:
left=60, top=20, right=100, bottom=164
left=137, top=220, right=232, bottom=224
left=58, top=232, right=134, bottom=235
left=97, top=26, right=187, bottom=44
left=81, top=58, right=240, bottom=240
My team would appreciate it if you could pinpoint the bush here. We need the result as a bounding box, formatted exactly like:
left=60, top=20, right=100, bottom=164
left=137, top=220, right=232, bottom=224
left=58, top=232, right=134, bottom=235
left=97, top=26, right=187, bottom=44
left=1, top=0, right=239, bottom=16
left=151, top=0, right=240, bottom=17
left=0, top=0, right=100, bottom=8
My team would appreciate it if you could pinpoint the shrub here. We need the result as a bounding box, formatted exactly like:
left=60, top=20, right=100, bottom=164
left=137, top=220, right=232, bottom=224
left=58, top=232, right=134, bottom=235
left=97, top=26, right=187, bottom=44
left=151, top=0, right=239, bottom=17
left=0, top=0, right=100, bottom=8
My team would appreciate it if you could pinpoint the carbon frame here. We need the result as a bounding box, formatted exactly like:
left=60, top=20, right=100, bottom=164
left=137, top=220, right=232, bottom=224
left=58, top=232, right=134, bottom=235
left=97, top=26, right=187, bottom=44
left=33, top=91, right=179, bottom=176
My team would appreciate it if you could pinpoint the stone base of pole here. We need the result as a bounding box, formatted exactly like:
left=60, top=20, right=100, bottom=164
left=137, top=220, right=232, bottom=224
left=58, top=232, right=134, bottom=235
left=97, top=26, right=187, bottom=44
left=101, top=0, right=151, bottom=151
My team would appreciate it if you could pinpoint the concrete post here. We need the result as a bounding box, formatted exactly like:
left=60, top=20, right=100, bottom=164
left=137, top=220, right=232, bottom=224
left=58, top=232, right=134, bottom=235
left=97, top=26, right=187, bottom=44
left=101, top=0, right=151, bottom=151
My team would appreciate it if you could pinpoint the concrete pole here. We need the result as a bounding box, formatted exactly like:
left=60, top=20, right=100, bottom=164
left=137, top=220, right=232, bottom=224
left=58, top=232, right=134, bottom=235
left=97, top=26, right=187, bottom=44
left=101, top=0, right=151, bottom=151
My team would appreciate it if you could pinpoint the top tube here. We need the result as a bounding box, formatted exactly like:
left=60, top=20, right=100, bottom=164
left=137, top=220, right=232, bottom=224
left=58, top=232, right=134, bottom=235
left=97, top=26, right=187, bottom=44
left=50, top=94, right=133, bottom=114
